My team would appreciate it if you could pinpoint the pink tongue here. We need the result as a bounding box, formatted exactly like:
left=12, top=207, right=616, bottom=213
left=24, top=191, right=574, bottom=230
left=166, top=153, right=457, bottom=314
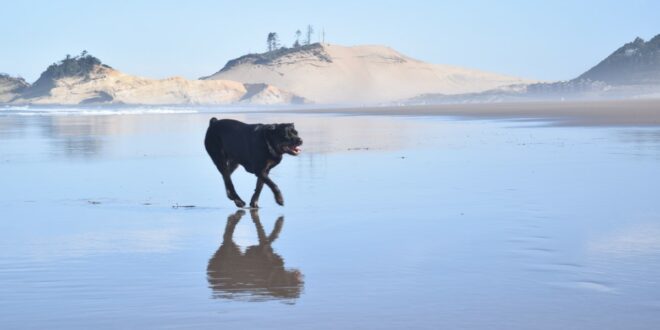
left=294, top=146, right=301, bottom=152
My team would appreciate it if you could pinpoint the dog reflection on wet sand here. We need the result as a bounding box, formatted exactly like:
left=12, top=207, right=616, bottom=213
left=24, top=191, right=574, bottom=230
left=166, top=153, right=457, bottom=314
left=207, top=210, right=304, bottom=301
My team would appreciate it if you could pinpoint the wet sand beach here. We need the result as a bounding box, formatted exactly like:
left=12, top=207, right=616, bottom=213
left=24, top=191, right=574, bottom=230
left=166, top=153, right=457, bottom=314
left=1, top=105, right=660, bottom=329
left=278, top=99, right=660, bottom=127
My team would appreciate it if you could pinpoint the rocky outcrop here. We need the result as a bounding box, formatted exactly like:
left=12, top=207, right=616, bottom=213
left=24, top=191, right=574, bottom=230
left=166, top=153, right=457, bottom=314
left=0, top=73, right=29, bottom=103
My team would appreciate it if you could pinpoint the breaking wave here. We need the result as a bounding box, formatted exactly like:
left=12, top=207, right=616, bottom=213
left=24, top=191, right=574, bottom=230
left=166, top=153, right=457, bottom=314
left=0, top=106, right=200, bottom=116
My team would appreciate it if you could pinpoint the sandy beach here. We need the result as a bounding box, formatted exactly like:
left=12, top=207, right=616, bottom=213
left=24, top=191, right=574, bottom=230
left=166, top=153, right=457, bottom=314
left=1, top=106, right=660, bottom=328
left=277, top=99, right=660, bottom=127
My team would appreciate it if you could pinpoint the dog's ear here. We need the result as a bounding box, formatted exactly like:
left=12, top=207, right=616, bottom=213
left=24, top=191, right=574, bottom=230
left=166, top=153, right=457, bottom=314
left=261, top=124, right=278, bottom=140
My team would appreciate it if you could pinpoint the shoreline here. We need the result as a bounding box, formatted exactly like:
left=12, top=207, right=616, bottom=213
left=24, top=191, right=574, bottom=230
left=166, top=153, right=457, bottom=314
left=3, top=98, right=660, bottom=127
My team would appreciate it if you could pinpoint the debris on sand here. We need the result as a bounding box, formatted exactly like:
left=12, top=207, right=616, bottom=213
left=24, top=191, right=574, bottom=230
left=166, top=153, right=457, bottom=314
left=172, top=204, right=196, bottom=209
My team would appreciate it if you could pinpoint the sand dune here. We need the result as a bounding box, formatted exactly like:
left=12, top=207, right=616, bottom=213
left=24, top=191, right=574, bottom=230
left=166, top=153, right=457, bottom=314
left=203, top=43, right=535, bottom=104
left=11, top=65, right=302, bottom=106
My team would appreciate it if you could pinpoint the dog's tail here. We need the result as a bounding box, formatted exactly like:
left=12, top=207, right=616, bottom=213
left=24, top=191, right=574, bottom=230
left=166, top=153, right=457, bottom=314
left=205, top=118, right=222, bottom=157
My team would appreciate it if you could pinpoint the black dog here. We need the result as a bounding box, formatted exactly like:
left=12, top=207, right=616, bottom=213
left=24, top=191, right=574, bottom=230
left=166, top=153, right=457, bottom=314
left=204, top=118, right=303, bottom=208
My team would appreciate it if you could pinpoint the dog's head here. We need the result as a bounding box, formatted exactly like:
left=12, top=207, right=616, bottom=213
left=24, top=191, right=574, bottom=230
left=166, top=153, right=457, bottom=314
left=265, top=123, right=303, bottom=156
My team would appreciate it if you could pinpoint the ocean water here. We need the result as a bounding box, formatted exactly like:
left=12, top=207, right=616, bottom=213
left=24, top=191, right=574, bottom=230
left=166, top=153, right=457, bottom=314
left=1, top=109, right=660, bottom=329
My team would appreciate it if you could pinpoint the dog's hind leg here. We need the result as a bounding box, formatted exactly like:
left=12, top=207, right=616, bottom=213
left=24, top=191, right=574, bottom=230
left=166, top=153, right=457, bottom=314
left=205, top=140, right=245, bottom=207
left=221, top=161, right=245, bottom=208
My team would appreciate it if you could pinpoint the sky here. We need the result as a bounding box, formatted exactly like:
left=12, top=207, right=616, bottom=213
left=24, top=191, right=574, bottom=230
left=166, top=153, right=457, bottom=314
left=1, top=0, right=659, bottom=83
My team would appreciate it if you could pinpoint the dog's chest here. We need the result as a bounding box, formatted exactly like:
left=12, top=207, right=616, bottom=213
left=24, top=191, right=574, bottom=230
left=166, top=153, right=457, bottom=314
left=265, top=158, right=281, bottom=170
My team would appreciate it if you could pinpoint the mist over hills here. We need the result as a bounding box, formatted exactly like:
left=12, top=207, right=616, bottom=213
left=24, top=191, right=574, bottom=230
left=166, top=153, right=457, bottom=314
left=409, top=34, right=660, bottom=104
left=578, top=35, right=660, bottom=85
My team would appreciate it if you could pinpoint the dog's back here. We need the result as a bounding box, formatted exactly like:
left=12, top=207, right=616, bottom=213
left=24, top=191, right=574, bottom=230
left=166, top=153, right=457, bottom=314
left=205, top=118, right=256, bottom=162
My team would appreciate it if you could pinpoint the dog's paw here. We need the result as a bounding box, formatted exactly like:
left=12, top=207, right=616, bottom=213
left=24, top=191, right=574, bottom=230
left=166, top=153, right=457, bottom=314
left=249, top=200, right=259, bottom=208
left=275, top=195, right=284, bottom=206
left=234, top=199, right=246, bottom=208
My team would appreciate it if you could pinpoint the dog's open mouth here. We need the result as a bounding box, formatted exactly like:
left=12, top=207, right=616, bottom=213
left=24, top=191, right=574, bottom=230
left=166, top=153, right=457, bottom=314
left=283, top=145, right=302, bottom=155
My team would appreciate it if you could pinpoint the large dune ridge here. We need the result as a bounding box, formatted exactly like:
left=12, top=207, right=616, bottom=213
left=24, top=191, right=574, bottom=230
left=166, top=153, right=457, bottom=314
left=203, top=43, right=536, bottom=104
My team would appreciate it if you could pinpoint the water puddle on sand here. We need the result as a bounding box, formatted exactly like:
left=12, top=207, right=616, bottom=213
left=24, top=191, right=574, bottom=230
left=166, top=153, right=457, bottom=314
left=1, top=111, right=660, bottom=328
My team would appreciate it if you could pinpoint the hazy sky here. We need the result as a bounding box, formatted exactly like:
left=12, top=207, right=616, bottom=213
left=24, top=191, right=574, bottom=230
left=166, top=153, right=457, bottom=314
left=1, top=0, right=659, bottom=82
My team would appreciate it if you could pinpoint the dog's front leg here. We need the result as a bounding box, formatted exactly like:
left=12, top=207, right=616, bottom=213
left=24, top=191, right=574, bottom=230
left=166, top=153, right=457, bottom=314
left=257, top=172, right=284, bottom=206
left=249, top=178, right=265, bottom=208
